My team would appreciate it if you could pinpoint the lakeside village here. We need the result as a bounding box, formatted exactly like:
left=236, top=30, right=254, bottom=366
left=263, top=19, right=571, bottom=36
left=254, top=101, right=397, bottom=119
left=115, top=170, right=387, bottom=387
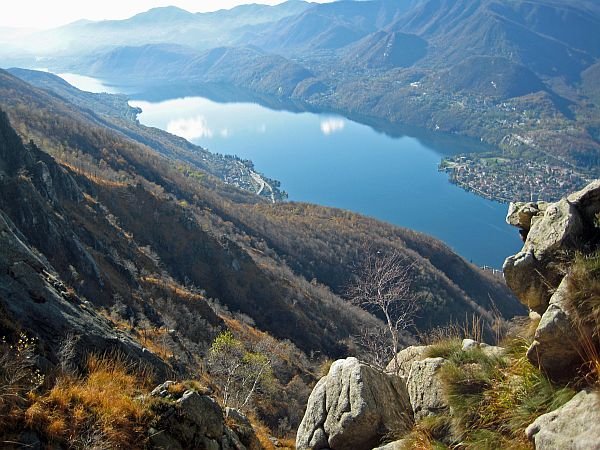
left=439, top=155, right=592, bottom=204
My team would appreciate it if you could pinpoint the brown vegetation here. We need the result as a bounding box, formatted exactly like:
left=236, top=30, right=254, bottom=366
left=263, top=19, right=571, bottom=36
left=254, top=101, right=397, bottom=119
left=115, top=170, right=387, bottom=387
left=26, top=354, right=153, bottom=449
left=0, top=68, right=527, bottom=445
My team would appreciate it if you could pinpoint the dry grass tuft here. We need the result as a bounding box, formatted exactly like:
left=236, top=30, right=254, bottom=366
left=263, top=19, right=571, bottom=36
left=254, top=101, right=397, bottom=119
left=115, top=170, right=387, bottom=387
left=0, top=333, right=44, bottom=434
left=434, top=338, right=574, bottom=449
left=566, top=251, right=600, bottom=384
left=25, top=353, right=153, bottom=449
left=246, top=411, right=277, bottom=450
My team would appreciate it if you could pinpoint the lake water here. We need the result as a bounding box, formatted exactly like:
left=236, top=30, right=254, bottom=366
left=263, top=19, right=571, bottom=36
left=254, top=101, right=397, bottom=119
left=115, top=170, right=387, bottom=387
left=59, top=74, right=523, bottom=268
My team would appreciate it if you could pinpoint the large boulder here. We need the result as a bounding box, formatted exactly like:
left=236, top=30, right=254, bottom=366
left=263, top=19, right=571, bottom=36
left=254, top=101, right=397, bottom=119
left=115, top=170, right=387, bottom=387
left=525, top=390, right=600, bottom=450
left=296, top=357, right=413, bottom=450
left=526, top=276, right=584, bottom=376
left=148, top=388, right=246, bottom=450
left=406, top=357, right=448, bottom=420
left=504, top=191, right=590, bottom=313
left=503, top=250, right=549, bottom=313
left=385, top=345, right=429, bottom=378
left=525, top=199, right=584, bottom=259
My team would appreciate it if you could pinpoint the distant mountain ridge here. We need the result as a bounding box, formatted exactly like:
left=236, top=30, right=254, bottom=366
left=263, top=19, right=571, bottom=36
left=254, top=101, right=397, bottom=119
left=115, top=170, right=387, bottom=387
left=16, top=0, right=596, bottom=193
left=1, top=0, right=599, bottom=198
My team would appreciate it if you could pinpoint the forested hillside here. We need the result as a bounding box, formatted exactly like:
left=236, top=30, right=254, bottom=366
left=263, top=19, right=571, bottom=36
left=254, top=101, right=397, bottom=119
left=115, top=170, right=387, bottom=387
left=0, top=68, right=523, bottom=353
left=0, top=68, right=527, bottom=446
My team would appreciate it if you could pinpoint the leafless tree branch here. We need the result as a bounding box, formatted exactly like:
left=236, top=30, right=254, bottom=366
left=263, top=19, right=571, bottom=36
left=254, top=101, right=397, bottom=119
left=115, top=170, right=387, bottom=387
left=347, top=244, right=418, bottom=371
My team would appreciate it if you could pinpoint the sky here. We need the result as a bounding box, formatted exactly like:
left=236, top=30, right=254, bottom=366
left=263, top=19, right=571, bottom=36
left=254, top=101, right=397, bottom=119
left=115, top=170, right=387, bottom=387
left=0, top=0, right=333, bottom=30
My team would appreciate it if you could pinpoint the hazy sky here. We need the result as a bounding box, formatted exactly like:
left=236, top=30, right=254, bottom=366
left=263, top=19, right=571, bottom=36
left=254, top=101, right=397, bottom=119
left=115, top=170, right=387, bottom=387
left=1, top=0, right=333, bottom=30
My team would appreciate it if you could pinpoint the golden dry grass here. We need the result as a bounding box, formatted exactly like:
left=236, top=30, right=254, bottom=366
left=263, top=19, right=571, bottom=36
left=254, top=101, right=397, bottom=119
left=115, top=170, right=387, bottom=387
left=246, top=411, right=277, bottom=450
left=141, top=276, right=206, bottom=301
left=566, top=251, right=600, bottom=384
left=25, top=353, right=152, bottom=449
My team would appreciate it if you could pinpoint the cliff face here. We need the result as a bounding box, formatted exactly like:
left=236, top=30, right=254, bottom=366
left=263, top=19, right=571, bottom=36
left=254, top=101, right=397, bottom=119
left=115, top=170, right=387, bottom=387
left=0, top=110, right=169, bottom=376
left=503, top=180, right=600, bottom=377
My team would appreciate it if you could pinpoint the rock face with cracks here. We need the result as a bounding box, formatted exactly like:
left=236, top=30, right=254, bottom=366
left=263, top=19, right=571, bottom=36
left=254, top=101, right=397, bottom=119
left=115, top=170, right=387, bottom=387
left=296, top=357, right=413, bottom=450
left=526, top=390, right=600, bottom=450
left=506, top=201, right=548, bottom=238
left=504, top=181, right=600, bottom=377
left=406, top=357, right=448, bottom=421
left=526, top=275, right=586, bottom=375
left=503, top=198, right=584, bottom=313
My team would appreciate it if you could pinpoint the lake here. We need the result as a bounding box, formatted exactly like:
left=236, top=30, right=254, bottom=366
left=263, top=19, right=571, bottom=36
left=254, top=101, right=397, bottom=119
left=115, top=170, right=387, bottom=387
left=59, top=74, right=523, bottom=268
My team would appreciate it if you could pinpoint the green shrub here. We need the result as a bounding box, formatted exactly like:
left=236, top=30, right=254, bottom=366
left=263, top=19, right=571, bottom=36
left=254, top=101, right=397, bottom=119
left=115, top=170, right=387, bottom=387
left=434, top=338, right=575, bottom=447
left=423, top=339, right=462, bottom=359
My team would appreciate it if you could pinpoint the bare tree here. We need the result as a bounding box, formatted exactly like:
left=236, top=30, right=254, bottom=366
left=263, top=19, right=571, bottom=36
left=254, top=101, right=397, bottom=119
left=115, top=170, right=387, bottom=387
left=353, top=326, right=397, bottom=370
left=347, top=246, right=417, bottom=371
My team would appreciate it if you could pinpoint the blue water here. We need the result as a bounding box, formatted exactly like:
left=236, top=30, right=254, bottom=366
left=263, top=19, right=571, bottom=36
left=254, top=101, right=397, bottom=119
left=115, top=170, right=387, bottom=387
left=58, top=73, right=523, bottom=268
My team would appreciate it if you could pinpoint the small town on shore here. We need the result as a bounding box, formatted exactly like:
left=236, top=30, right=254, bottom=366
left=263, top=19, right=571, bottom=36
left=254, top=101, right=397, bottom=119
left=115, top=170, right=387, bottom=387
left=439, top=155, right=593, bottom=203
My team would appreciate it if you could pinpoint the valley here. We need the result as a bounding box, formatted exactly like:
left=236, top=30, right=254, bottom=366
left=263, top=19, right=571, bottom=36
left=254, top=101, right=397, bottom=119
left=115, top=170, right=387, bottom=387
left=16, top=69, right=523, bottom=267
left=125, top=85, right=522, bottom=268
left=0, top=1, right=599, bottom=448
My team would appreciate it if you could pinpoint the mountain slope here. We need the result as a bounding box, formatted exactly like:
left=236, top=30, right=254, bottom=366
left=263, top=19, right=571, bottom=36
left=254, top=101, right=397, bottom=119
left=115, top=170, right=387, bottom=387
left=0, top=69, right=377, bottom=356
left=439, top=56, right=547, bottom=99
left=343, top=30, right=428, bottom=69
left=73, top=45, right=318, bottom=98
left=389, top=0, right=599, bottom=80
left=0, top=109, right=170, bottom=376
left=245, top=0, right=421, bottom=53
left=0, top=69, right=524, bottom=356
left=7, top=67, right=285, bottom=202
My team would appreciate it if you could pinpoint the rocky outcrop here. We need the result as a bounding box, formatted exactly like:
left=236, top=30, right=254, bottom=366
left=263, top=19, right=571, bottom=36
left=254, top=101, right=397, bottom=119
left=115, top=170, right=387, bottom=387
left=526, top=276, right=584, bottom=375
left=149, top=386, right=250, bottom=450
left=503, top=198, right=584, bottom=313
left=525, top=390, right=600, bottom=450
left=406, top=357, right=448, bottom=421
left=0, top=209, right=169, bottom=376
left=296, top=357, right=413, bottom=450
left=506, top=201, right=548, bottom=238
left=567, top=180, right=600, bottom=226
left=504, top=180, right=600, bottom=376
left=385, top=345, right=428, bottom=377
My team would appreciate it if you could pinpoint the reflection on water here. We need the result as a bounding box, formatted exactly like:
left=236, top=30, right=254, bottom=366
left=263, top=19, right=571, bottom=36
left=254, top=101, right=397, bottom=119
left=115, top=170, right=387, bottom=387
left=320, top=118, right=346, bottom=135
left=128, top=94, right=522, bottom=268
left=54, top=74, right=521, bottom=267
left=58, top=73, right=117, bottom=94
